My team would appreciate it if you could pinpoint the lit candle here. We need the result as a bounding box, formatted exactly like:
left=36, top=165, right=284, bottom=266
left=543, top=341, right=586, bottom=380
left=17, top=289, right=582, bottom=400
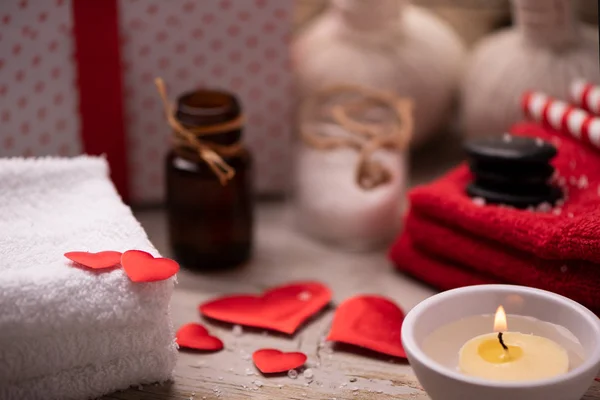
left=458, top=306, right=569, bottom=381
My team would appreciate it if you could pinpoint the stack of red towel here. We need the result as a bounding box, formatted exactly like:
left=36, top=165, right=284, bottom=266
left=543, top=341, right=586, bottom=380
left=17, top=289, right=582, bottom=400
left=390, top=122, right=600, bottom=313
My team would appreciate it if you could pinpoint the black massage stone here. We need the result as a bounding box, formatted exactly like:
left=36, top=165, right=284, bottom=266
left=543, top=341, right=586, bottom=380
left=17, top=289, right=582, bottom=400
left=464, top=134, right=562, bottom=208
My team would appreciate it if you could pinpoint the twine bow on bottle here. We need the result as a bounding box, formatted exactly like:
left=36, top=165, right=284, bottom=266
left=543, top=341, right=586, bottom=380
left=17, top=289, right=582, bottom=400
left=155, top=77, right=243, bottom=185
left=300, top=84, right=413, bottom=190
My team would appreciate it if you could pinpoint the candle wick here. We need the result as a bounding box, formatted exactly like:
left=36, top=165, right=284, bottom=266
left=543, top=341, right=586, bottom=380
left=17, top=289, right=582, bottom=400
left=498, top=332, right=509, bottom=351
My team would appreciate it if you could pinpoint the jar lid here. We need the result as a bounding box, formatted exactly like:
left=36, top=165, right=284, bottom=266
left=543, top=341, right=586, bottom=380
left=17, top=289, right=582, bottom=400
left=175, top=89, right=243, bottom=145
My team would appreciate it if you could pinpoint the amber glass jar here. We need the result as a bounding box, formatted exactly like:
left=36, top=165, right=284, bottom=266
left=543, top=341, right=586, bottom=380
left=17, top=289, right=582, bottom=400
left=165, top=89, right=253, bottom=270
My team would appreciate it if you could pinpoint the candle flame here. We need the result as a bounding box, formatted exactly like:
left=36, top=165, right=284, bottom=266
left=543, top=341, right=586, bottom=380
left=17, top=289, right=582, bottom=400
left=494, top=305, right=507, bottom=332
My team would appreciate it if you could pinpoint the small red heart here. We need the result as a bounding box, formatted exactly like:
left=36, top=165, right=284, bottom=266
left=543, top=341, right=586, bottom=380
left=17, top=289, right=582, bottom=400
left=176, top=323, right=223, bottom=351
left=64, top=251, right=122, bottom=270
left=121, top=250, right=179, bottom=282
left=199, top=281, right=331, bottom=334
left=253, top=349, right=307, bottom=373
left=327, top=295, right=406, bottom=358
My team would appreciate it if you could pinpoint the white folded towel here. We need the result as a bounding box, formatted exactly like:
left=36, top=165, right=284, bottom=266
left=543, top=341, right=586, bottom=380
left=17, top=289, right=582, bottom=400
left=0, top=156, right=177, bottom=400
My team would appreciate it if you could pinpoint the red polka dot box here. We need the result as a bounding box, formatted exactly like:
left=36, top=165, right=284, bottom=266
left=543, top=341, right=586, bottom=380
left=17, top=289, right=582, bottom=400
left=0, top=0, right=293, bottom=203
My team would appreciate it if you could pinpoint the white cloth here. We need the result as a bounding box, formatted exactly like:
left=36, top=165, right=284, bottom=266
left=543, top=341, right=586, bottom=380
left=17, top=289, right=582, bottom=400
left=0, top=156, right=177, bottom=400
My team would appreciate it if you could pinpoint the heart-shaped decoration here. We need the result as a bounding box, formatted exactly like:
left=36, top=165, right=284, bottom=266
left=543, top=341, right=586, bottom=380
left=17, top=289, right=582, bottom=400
left=327, top=295, right=406, bottom=358
left=64, top=251, right=122, bottom=270
left=176, top=323, right=223, bottom=351
left=253, top=349, right=307, bottom=373
left=199, top=281, right=331, bottom=334
left=121, top=250, right=179, bottom=282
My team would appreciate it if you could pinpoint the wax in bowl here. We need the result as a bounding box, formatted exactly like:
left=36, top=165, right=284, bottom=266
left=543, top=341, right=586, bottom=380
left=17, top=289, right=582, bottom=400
left=401, top=285, right=600, bottom=400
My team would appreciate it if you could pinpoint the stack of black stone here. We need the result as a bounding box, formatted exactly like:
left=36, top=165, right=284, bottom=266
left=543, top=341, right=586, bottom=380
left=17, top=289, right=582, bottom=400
left=464, top=134, right=563, bottom=209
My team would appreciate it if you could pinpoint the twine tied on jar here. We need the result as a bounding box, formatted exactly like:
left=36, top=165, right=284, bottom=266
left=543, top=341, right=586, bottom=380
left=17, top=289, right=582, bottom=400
left=300, top=84, right=413, bottom=190
left=155, top=77, right=244, bottom=185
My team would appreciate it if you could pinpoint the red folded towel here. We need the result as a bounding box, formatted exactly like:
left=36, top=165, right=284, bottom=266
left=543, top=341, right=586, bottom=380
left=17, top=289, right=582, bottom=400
left=402, top=211, right=600, bottom=311
left=409, top=122, right=600, bottom=264
left=391, top=234, right=496, bottom=290
left=391, top=233, right=600, bottom=315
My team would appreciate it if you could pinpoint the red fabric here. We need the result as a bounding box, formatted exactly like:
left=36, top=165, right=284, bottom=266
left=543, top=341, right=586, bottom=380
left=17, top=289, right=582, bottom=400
left=390, top=122, right=600, bottom=313
left=408, top=122, right=600, bottom=264
left=72, top=0, right=129, bottom=201
left=403, top=212, right=600, bottom=311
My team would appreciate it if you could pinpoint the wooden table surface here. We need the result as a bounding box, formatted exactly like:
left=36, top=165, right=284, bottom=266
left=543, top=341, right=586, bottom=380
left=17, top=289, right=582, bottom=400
left=105, top=134, right=599, bottom=399
left=101, top=204, right=600, bottom=400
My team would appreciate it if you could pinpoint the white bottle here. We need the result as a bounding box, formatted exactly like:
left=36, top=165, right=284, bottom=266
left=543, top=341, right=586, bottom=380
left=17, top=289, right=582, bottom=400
left=462, top=0, right=600, bottom=139
left=292, top=0, right=465, bottom=147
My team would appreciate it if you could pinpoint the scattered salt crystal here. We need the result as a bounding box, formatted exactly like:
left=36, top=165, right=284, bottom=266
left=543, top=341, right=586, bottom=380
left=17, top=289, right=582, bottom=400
left=303, top=393, right=307, bottom=397
left=232, top=325, right=243, bottom=336
left=472, top=197, right=485, bottom=207
left=277, top=384, right=283, bottom=389
left=535, top=138, right=544, bottom=147
left=242, top=385, right=247, bottom=389
left=502, top=133, right=512, bottom=142
left=228, top=368, right=234, bottom=372
left=377, top=389, right=384, bottom=393
left=327, top=354, right=333, bottom=359
left=561, top=265, right=568, bottom=273
left=303, top=368, right=314, bottom=379
left=218, top=377, right=223, bottom=381
left=556, top=198, right=565, bottom=206
left=254, top=380, right=264, bottom=387
left=288, top=369, right=299, bottom=379
left=526, top=206, right=535, bottom=212
left=352, top=387, right=359, bottom=391
left=552, top=208, right=562, bottom=216
left=579, top=175, right=589, bottom=189
left=537, top=202, right=551, bottom=212
left=349, top=377, right=357, bottom=382
left=298, top=291, right=312, bottom=301
left=202, top=397, right=206, bottom=400
left=245, top=368, right=254, bottom=376
left=340, top=382, right=348, bottom=387
left=213, top=387, right=219, bottom=392
left=195, top=361, right=206, bottom=367
left=304, top=383, right=309, bottom=387
left=568, top=212, right=574, bottom=218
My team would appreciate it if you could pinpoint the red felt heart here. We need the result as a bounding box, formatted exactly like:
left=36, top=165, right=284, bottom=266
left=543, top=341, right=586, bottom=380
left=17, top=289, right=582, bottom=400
left=64, top=251, right=122, bottom=270
left=253, top=349, right=307, bottom=373
left=176, top=323, right=223, bottom=351
left=199, top=281, right=331, bottom=334
left=327, top=295, right=406, bottom=358
left=121, top=250, right=179, bottom=282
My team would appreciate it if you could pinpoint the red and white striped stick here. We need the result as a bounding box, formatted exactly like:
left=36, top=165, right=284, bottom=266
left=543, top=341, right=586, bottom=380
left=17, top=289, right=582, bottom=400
left=522, top=91, right=600, bottom=150
left=570, top=80, right=600, bottom=115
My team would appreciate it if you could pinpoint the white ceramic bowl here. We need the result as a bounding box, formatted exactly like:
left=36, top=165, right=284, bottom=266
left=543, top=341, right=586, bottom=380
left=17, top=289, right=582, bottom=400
left=402, top=285, right=600, bottom=400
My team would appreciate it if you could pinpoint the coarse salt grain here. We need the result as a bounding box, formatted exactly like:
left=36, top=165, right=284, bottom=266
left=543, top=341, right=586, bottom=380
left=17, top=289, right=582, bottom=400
left=352, top=387, right=359, bottom=391
left=277, top=384, right=283, bottom=389
left=245, top=368, right=254, bottom=376
left=303, top=368, right=314, bottom=379
left=537, top=202, right=551, bottom=212
left=472, top=197, right=485, bottom=207
left=561, top=265, right=568, bottom=273
left=218, top=377, right=223, bottom=381
left=535, top=137, right=544, bottom=146
left=502, top=133, right=512, bottom=142
left=254, top=380, right=264, bottom=387
left=232, top=325, right=243, bottom=336
left=288, top=369, right=299, bottom=379
left=349, top=377, right=357, bottom=382
left=552, top=208, right=562, bottom=216
left=579, top=175, right=589, bottom=189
